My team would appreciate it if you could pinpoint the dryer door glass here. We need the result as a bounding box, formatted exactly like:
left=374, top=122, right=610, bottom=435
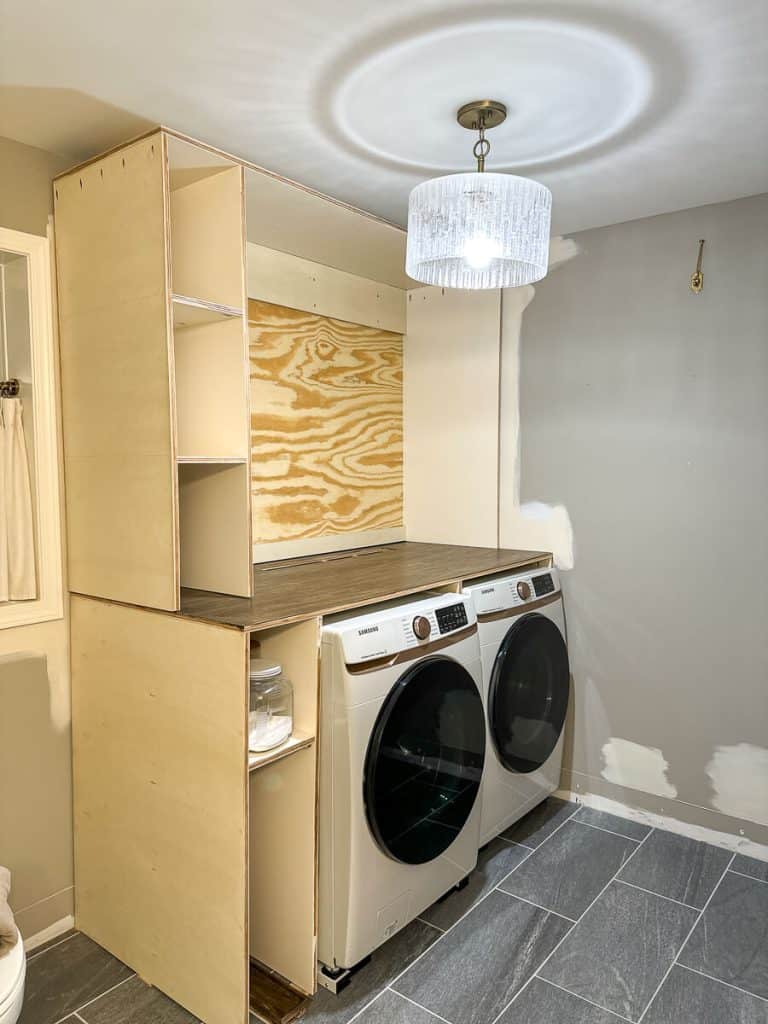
left=490, top=613, right=570, bottom=774
left=364, top=655, right=485, bottom=865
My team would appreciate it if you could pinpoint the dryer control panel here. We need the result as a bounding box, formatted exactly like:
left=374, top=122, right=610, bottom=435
left=325, top=593, right=477, bottom=665
left=463, top=567, right=561, bottom=616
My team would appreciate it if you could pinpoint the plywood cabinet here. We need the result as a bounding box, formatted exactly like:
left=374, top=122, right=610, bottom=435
left=55, top=132, right=252, bottom=610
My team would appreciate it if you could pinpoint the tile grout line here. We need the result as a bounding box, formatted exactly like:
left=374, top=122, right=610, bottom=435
left=69, top=972, right=136, bottom=1021
left=728, top=868, right=768, bottom=885
left=613, top=877, right=700, bottom=911
left=27, top=931, right=78, bottom=962
left=390, top=989, right=454, bottom=1022
left=636, top=851, right=737, bottom=1023
left=344, top=802, right=583, bottom=1024
left=568, top=817, right=643, bottom=844
left=487, top=827, right=657, bottom=1024
left=492, top=888, right=577, bottom=924
left=676, top=962, right=768, bottom=1004
left=537, top=976, right=635, bottom=1022
left=415, top=916, right=445, bottom=933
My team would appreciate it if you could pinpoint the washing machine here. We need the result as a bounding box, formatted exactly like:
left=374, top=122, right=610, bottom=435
left=463, top=567, right=570, bottom=847
left=318, top=592, right=486, bottom=984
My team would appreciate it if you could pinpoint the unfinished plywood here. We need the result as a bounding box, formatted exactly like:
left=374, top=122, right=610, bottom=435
left=247, top=244, right=406, bottom=334
left=248, top=617, right=319, bottom=994
left=179, top=462, right=252, bottom=596
left=249, top=300, right=403, bottom=559
left=170, top=164, right=245, bottom=310
left=175, top=316, right=250, bottom=460
left=249, top=746, right=317, bottom=996
left=71, top=596, right=249, bottom=1024
left=404, top=287, right=502, bottom=547
left=54, top=132, right=178, bottom=609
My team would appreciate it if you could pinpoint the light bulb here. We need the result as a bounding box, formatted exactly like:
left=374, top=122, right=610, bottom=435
left=462, top=235, right=501, bottom=270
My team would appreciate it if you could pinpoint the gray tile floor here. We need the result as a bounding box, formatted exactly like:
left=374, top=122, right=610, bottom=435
left=19, top=798, right=768, bottom=1024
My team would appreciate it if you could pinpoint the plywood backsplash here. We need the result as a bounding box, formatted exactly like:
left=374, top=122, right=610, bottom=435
left=249, top=299, right=403, bottom=560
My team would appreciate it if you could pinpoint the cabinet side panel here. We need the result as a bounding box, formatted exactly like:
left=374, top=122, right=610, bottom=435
left=71, top=597, right=248, bottom=1024
left=54, top=134, right=178, bottom=609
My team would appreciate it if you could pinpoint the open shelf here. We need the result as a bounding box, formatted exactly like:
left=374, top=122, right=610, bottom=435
left=178, top=462, right=251, bottom=596
left=249, top=731, right=314, bottom=772
left=172, top=294, right=243, bottom=328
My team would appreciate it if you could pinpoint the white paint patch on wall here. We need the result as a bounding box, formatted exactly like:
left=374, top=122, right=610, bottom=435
left=498, top=236, right=580, bottom=566
left=707, top=744, right=768, bottom=827
left=601, top=737, right=678, bottom=799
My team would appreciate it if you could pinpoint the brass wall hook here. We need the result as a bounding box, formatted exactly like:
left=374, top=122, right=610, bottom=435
left=690, top=239, right=705, bottom=293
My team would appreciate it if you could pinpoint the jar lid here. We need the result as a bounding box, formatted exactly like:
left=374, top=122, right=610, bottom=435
left=249, top=658, right=282, bottom=681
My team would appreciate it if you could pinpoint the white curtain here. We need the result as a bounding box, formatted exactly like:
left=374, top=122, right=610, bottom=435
left=0, top=397, right=36, bottom=601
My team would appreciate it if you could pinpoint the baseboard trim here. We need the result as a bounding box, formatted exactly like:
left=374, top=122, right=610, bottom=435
left=23, top=915, right=75, bottom=954
left=556, top=788, right=768, bottom=863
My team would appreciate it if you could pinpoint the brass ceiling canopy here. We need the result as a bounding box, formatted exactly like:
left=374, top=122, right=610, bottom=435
left=456, top=100, right=507, bottom=132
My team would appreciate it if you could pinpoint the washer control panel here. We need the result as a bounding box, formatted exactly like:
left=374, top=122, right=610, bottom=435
left=463, top=568, right=560, bottom=616
left=435, top=602, right=469, bottom=634
left=329, top=594, right=477, bottom=665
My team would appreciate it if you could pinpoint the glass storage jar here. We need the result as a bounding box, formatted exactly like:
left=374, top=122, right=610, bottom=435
left=248, top=659, right=294, bottom=752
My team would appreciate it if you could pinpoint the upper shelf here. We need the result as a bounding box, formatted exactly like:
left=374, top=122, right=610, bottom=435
left=172, top=294, right=244, bottom=329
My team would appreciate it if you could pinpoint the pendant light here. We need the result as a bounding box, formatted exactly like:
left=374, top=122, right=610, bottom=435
left=406, top=100, right=552, bottom=289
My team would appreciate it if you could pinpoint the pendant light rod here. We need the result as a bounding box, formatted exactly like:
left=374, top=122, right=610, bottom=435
left=456, top=100, right=507, bottom=172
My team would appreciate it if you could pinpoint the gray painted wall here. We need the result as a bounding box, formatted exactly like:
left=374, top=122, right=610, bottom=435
left=518, top=193, right=768, bottom=843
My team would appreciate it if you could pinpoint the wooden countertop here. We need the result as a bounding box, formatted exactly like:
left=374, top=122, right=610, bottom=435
left=179, top=542, right=550, bottom=631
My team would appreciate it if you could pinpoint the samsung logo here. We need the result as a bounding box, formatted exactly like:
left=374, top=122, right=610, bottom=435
left=481, top=587, right=495, bottom=595
left=358, top=626, right=380, bottom=636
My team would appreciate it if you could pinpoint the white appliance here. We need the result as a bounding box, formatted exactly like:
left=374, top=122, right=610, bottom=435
left=318, top=592, right=486, bottom=983
left=463, top=568, right=569, bottom=847
left=0, top=930, right=25, bottom=1024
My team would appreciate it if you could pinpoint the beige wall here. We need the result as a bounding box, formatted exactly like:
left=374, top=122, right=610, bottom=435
left=515, top=194, right=768, bottom=844
left=0, top=135, right=73, bottom=938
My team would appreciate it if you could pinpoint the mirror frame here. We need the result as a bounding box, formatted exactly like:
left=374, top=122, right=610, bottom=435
left=0, top=225, right=63, bottom=629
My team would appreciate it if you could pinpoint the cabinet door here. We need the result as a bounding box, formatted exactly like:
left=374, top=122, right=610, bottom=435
left=55, top=133, right=178, bottom=610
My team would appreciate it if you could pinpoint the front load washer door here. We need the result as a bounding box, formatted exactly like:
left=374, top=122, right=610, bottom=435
left=364, top=655, right=485, bottom=865
left=489, top=613, right=570, bottom=775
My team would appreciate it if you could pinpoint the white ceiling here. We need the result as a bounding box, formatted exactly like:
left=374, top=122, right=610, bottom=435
left=2, top=0, right=767, bottom=235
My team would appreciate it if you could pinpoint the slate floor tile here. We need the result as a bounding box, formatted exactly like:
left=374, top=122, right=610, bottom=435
left=19, top=932, right=135, bottom=1024
left=573, top=806, right=651, bottom=842
left=499, top=796, right=577, bottom=849
left=498, top=977, right=623, bottom=1024
left=498, top=819, right=637, bottom=919
left=732, top=854, right=768, bottom=883
left=643, top=965, right=768, bottom=1024
left=419, top=837, right=530, bottom=930
left=354, top=990, right=441, bottom=1023
left=617, top=830, right=731, bottom=908
left=304, top=920, right=439, bottom=1023
left=26, top=931, right=77, bottom=961
left=540, top=880, right=698, bottom=1022
left=393, top=890, right=571, bottom=1024
left=679, top=871, right=768, bottom=1000
left=79, top=974, right=197, bottom=1023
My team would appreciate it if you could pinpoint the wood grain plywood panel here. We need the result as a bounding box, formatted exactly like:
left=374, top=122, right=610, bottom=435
left=404, top=287, right=502, bottom=547
left=249, top=300, right=403, bottom=556
left=71, top=596, right=249, bottom=1024
left=54, top=132, right=178, bottom=609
